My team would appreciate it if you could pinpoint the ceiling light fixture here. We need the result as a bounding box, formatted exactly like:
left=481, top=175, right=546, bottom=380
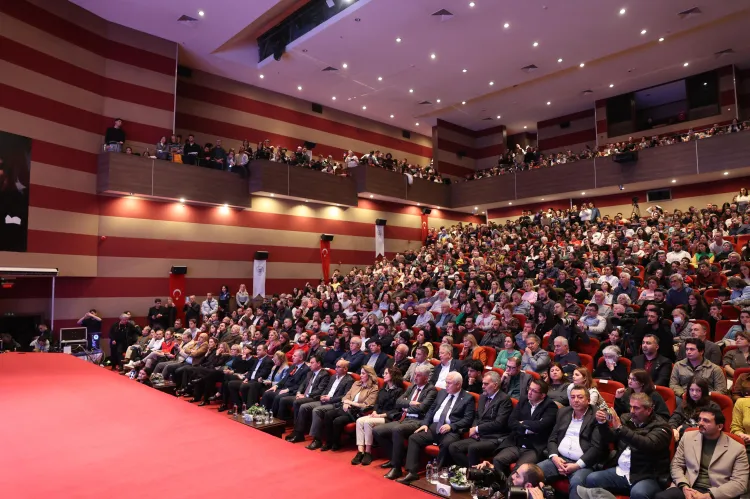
left=533, top=41, right=539, bottom=47
left=342, top=63, right=348, bottom=69
left=503, top=22, right=510, bottom=28
left=198, top=10, right=205, bottom=17
left=415, top=122, right=419, bottom=126
left=489, top=81, right=494, bottom=86
left=461, top=101, right=466, bottom=105
left=619, top=8, right=626, bottom=15
left=659, top=37, right=665, bottom=42
left=524, top=126, right=528, bottom=129
left=362, top=105, right=367, bottom=110
left=558, top=58, right=563, bottom=63
left=396, top=37, right=402, bottom=42
left=259, top=74, right=264, bottom=79
left=609, top=84, right=614, bottom=88
left=332, top=96, right=336, bottom=100
left=297, top=85, right=302, bottom=90
left=370, top=195, right=374, bottom=198
left=496, top=115, right=501, bottom=119
left=436, top=99, right=441, bottom=103
left=640, top=29, right=647, bottom=35
left=462, top=69, right=468, bottom=73
left=580, top=63, right=585, bottom=68
left=474, top=206, right=478, bottom=210
left=671, top=179, right=677, bottom=183
left=431, top=53, right=436, bottom=59
left=469, top=1, right=475, bottom=6
left=179, top=197, right=185, bottom=203
left=223, top=203, right=229, bottom=208
left=417, top=203, right=421, bottom=206
left=390, top=114, right=394, bottom=118
left=270, top=193, right=274, bottom=197
left=409, top=88, right=414, bottom=93
left=683, top=62, right=689, bottom=67
left=724, top=171, right=730, bottom=175
left=378, top=76, right=383, bottom=81
left=581, top=192, right=586, bottom=195
left=508, top=202, right=513, bottom=205
left=547, top=101, right=551, bottom=105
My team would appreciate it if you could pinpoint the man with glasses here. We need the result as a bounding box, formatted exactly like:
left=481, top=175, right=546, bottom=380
left=500, top=356, right=532, bottom=399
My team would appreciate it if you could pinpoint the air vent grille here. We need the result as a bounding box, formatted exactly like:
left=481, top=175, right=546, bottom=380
left=177, top=14, right=198, bottom=22
left=418, top=100, right=432, bottom=105
left=322, top=66, right=338, bottom=72
left=714, top=48, right=735, bottom=58
left=521, top=64, right=538, bottom=73
left=678, top=7, right=702, bottom=19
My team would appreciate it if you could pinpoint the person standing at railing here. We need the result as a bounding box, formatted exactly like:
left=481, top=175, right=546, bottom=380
left=104, top=118, right=125, bottom=152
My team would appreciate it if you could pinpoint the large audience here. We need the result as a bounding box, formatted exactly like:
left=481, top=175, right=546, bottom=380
left=23, top=187, right=750, bottom=498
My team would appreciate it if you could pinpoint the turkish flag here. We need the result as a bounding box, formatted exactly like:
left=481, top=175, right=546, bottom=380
left=320, top=240, right=331, bottom=282
left=420, top=214, right=429, bottom=243
left=169, top=273, right=186, bottom=323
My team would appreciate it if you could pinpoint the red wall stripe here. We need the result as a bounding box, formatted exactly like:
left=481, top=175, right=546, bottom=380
left=476, top=144, right=506, bottom=158
left=0, top=0, right=175, bottom=76
left=355, top=199, right=484, bottom=223
left=438, top=138, right=477, bottom=159
left=30, top=185, right=100, bottom=215
left=596, top=119, right=608, bottom=134
left=31, top=140, right=98, bottom=174
left=538, top=109, right=595, bottom=129
left=538, top=129, right=597, bottom=151
left=27, top=231, right=98, bottom=255
left=0, top=36, right=174, bottom=111
left=476, top=125, right=506, bottom=138
left=0, top=83, right=171, bottom=144
left=720, top=89, right=737, bottom=107
left=177, top=81, right=432, bottom=158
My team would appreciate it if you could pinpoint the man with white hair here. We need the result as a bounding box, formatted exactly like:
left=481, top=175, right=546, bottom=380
left=398, top=371, right=476, bottom=483
left=414, top=303, right=434, bottom=327
left=612, top=272, right=639, bottom=303
left=430, top=289, right=450, bottom=313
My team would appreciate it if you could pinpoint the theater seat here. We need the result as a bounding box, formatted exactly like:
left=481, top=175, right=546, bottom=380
left=714, top=320, right=737, bottom=342
left=654, top=385, right=677, bottom=414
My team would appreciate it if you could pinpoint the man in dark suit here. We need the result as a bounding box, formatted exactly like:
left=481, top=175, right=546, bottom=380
left=363, top=340, right=390, bottom=377
left=631, top=334, right=673, bottom=387
left=448, top=370, right=513, bottom=467
left=276, top=354, right=330, bottom=420
left=375, top=365, right=438, bottom=480
left=499, top=356, right=532, bottom=399
left=223, top=344, right=274, bottom=412
left=261, top=350, right=309, bottom=414
left=536, top=386, right=603, bottom=499
left=492, top=379, right=558, bottom=474
left=304, top=334, right=326, bottom=363
left=147, top=298, right=169, bottom=331
left=430, top=343, right=463, bottom=389
left=341, top=337, right=366, bottom=373
left=375, top=324, right=395, bottom=356
left=398, top=372, right=476, bottom=483
left=291, top=359, right=353, bottom=444
left=392, top=344, right=412, bottom=375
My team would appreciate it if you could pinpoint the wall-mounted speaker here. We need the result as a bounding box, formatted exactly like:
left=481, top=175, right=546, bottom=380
left=254, top=251, right=269, bottom=260
left=402, top=130, right=411, bottom=139
left=304, top=141, right=317, bottom=149
left=177, top=65, right=192, bottom=78
left=375, top=219, right=387, bottom=226
left=311, top=103, right=323, bottom=114
left=170, top=266, right=187, bottom=275
left=421, top=208, right=432, bottom=215
left=320, top=234, right=334, bottom=242
left=559, top=121, right=571, bottom=129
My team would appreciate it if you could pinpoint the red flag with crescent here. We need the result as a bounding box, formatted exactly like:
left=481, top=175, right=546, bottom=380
left=169, top=272, right=186, bottom=323
left=420, top=214, right=429, bottom=243
left=320, top=240, right=331, bottom=282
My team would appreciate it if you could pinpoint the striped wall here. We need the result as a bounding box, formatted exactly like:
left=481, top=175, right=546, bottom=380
left=433, top=120, right=506, bottom=176
left=537, top=109, right=596, bottom=153
left=176, top=70, right=433, bottom=168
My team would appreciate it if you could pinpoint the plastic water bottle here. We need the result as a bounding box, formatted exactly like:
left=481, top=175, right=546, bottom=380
left=426, top=460, right=434, bottom=483
left=266, top=410, right=273, bottom=424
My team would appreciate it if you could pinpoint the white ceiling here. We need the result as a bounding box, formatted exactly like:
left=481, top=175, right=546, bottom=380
left=71, top=0, right=750, bottom=135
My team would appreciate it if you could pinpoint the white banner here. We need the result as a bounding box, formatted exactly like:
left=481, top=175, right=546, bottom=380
left=253, top=259, right=267, bottom=298
left=375, top=225, right=385, bottom=257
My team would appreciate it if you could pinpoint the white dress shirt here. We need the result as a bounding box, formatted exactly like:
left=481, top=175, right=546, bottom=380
left=432, top=393, right=458, bottom=425
left=436, top=363, right=451, bottom=389
left=552, top=414, right=587, bottom=467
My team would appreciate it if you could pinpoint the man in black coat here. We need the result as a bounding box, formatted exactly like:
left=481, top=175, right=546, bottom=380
left=293, top=360, right=354, bottom=444
left=276, top=354, right=330, bottom=420
left=448, top=370, right=513, bottom=467
left=363, top=340, right=390, bottom=377
left=631, top=308, right=675, bottom=362
left=630, top=334, right=673, bottom=387
left=399, top=372, right=476, bottom=482
left=109, top=314, right=137, bottom=371
left=492, top=379, right=559, bottom=474
left=262, top=349, right=309, bottom=414
left=391, top=344, right=412, bottom=375
left=222, top=344, right=273, bottom=412
left=147, top=298, right=169, bottom=331
left=183, top=295, right=200, bottom=325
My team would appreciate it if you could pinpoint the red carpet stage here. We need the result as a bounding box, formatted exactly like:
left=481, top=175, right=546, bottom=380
left=0, top=353, right=432, bottom=499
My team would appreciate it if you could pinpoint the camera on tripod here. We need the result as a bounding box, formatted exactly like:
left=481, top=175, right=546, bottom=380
left=610, top=312, right=639, bottom=329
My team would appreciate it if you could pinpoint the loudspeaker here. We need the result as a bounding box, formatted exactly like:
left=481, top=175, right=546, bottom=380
left=303, top=141, right=317, bottom=150
left=311, top=103, right=323, bottom=114
left=457, top=150, right=466, bottom=159
left=273, top=44, right=285, bottom=61
left=254, top=251, right=269, bottom=260
left=177, top=65, right=192, bottom=78
left=375, top=219, right=387, bottom=226
left=613, top=151, right=638, bottom=163
left=421, top=207, right=432, bottom=215
left=320, top=234, right=334, bottom=242
left=559, top=121, right=571, bottom=129
left=402, top=130, right=411, bottom=139
left=170, top=266, right=187, bottom=275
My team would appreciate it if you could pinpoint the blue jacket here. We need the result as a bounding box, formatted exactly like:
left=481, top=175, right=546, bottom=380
left=666, top=285, right=692, bottom=307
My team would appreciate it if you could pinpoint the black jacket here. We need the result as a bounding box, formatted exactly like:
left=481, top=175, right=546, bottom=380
left=547, top=406, right=603, bottom=467
left=630, top=354, right=673, bottom=387
left=320, top=373, right=355, bottom=404
left=473, top=391, right=514, bottom=440
left=631, top=319, right=675, bottom=362
left=497, top=396, right=558, bottom=455
left=296, top=368, right=331, bottom=399
left=183, top=302, right=200, bottom=323
left=277, top=363, right=310, bottom=393
left=363, top=352, right=390, bottom=377
left=387, top=383, right=438, bottom=421
left=429, top=359, right=463, bottom=386
left=245, top=356, right=273, bottom=382
left=392, top=357, right=412, bottom=376
left=421, top=390, right=476, bottom=433
left=109, top=322, right=137, bottom=344
left=598, top=412, right=672, bottom=485
left=373, top=384, right=405, bottom=414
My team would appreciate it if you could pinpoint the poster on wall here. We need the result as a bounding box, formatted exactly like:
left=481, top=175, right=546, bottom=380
left=0, top=131, right=32, bottom=253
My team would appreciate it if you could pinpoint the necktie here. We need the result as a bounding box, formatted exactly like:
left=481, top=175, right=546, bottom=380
left=482, top=396, right=493, bottom=417
left=411, top=386, right=422, bottom=402
left=250, top=358, right=261, bottom=379
left=305, top=372, right=316, bottom=396
left=437, top=394, right=455, bottom=427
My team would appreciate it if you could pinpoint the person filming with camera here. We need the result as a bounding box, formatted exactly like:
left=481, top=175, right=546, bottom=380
left=471, top=462, right=554, bottom=499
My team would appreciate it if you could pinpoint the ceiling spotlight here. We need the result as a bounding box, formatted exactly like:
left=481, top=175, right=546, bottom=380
left=581, top=192, right=586, bottom=195
left=547, top=101, right=551, bottom=105
left=658, top=37, right=665, bottom=42
left=396, top=37, right=402, bottom=42
left=179, top=197, right=185, bottom=203
left=436, top=99, right=441, bottom=103
left=704, top=82, right=707, bottom=86
left=533, top=42, right=539, bottom=47
left=558, top=58, right=563, bottom=63
left=541, top=198, right=545, bottom=201
left=524, top=126, right=528, bottom=129
left=415, top=122, right=419, bottom=126
left=508, top=202, right=513, bottom=205
left=580, top=63, right=585, bottom=68
left=503, top=22, right=510, bottom=28
left=609, top=84, right=614, bottom=88
left=342, top=63, right=348, bottom=69
left=474, top=206, right=478, bottom=210
left=198, top=10, right=205, bottom=17
left=437, top=206, right=441, bottom=209
left=305, top=199, right=309, bottom=203
left=683, top=62, right=689, bottom=67
left=223, top=203, right=229, bottom=208
left=640, top=29, right=647, bottom=35
left=724, top=171, right=730, bottom=175
left=461, top=101, right=466, bottom=105
left=489, top=81, right=494, bottom=86
left=390, top=114, right=394, bottom=118
left=332, top=96, right=336, bottom=100
left=409, top=89, right=414, bottom=93
left=462, top=69, right=468, bottom=73
left=417, top=203, right=421, bottom=206
left=370, top=195, right=374, bottom=198
left=259, top=74, right=264, bottom=79
left=270, top=193, right=275, bottom=197
left=469, top=1, right=475, bottom=6
left=619, top=8, right=626, bottom=15
left=297, top=85, right=302, bottom=90
left=431, top=53, right=436, bottom=59
left=496, top=115, right=501, bottom=119
left=619, top=185, right=625, bottom=190
left=378, top=76, right=383, bottom=81
left=362, top=105, right=367, bottom=110
left=671, top=179, right=677, bottom=183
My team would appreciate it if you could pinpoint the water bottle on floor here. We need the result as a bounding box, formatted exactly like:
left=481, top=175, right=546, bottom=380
left=426, top=460, right=434, bottom=483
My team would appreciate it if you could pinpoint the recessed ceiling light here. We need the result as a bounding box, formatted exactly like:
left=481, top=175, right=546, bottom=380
left=469, top=1, right=475, bottom=6
left=524, top=126, right=528, bottom=129
left=370, top=195, right=374, bottom=198
left=431, top=53, right=436, bottom=59
left=640, top=29, right=647, bottom=35
left=198, top=10, right=205, bottom=17
left=533, top=42, right=539, bottom=47
left=541, top=198, right=545, bottom=201
left=704, top=82, right=707, bottom=86
left=305, top=199, right=309, bottom=203
left=342, top=63, right=348, bottom=69
left=223, top=203, right=229, bottom=208
left=609, top=84, right=614, bottom=88
left=503, top=22, right=510, bottom=28
left=496, top=115, right=501, bottom=119
left=415, top=122, right=419, bottom=126
left=619, top=8, right=626, bottom=15
left=724, top=171, right=730, bottom=175
left=462, top=69, right=468, bottom=73
left=378, top=76, right=383, bottom=81
left=437, top=206, right=441, bottom=209
left=474, top=206, right=478, bottom=210
left=581, top=192, right=586, bottom=195
left=297, top=85, right=302, bottom=90
left=332, top=96, right=336, bottom=100
left=659, top=37, right=665, bottom=42
left=547, top=101, right=551, bottom=105
left=580, top=63, right=585, bottom=68
left=461, top=101, right=466, bottom=105
left=390, top=114, right=394, bottom=118
left=179, top=197, right=185, bottom=203
left=409, top=89, right=414, bottom=93
left=683, top=62, right=689, bottom=67
left=417, top=203, right=421, bottom=206
left=362, top=105, right=366, bottom=110
left=259, top=74, right=264, bottom=79
left=671, top=179, right=677, bottom=183
left=396, top=37, right=402, bottom=42
left=508, top=202, right=513, bottom=205
left=436, top=99, right=441, bottom=103
left=557, top=58, right=563, bottom=63
left=489, top=81, right=494, bottom=86
left=270, top=193, right=274, bottom=197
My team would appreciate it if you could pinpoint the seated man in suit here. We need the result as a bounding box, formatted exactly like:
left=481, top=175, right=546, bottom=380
left=584, top=392, right=672, bottom=499
left=275, top=354, right=330, bottom=420
left=654, top=406, right=748, bottom=499
left=375, top=365, right=438, bottom=480
left=261, top=349, right=309, bottom=414
left=364, top=339, right=389, bottom=377
left=536, top=385, right=604, bottom=499
left=222, top=344, right=273, bottom=412
left=430, top=343, right=462, bottom=389
left=287, top=359, right=354, bottom=443
left=552, top=336, right=581, bottom=376
left=493, top=379, right=559, bottom=474
left=448, top=370, right=513, bottom=467
left=341, top=336, right=366, bottom=373
left=404, top=346, right=433, bottom=382
left=499, top=356, right=532, bottom=399
left=631, top=334, right=673, bottom=387
left=391, top=344, right=412, bottom=375
left=398, top=372, right=476, bottom=483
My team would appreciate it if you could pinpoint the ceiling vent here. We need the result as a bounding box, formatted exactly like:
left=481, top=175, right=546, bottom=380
left=714, top=48, right=735, bottom=58
left=321, top=66, right=338, bottom=72
left=418, top=100, right=433, bottom=105
left=432, top=9, right=454, bottom=21
left=482, top=117, right=494, bottom=121
left=521, top=64, right=538, bottom=73
left=677, top=7, right=702, bottom=19
left=177, top=14, right=199, bottom=25
left=582, top=89, right=594, bottom=96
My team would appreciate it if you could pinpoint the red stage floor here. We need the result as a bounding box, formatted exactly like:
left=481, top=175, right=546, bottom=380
left=0, top=353, right=432, bottom=499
